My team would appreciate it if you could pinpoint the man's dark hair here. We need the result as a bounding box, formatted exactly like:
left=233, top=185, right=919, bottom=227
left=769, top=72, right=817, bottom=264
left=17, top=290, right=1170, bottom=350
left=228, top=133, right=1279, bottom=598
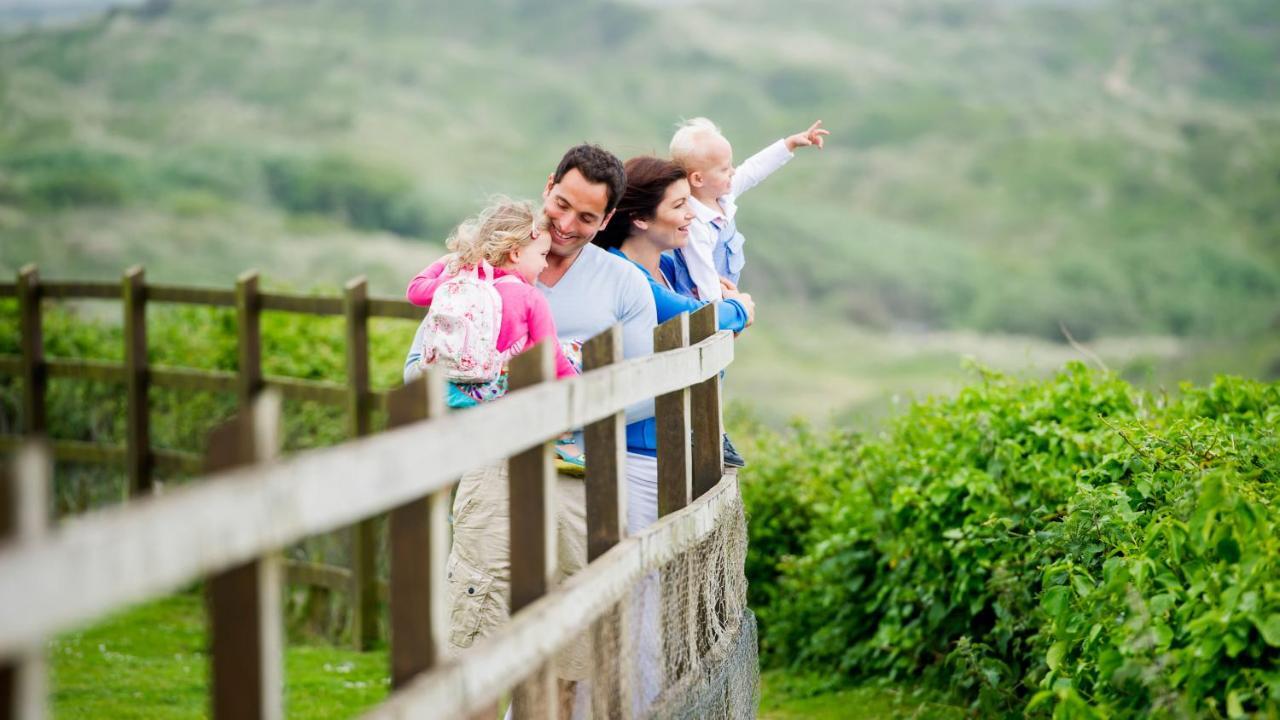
left=552, top=144, right=627, bottom=215
left=592, top=156, right=687, bottom=250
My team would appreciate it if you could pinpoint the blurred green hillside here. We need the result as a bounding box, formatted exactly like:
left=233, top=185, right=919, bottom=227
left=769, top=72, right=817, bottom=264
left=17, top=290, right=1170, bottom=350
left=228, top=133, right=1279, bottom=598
left=1, top=0, right=1278, bottom=420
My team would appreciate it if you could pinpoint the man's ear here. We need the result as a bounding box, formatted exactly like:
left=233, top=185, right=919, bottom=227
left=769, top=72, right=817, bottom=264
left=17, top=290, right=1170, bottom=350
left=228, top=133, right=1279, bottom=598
left=543, top=174, right=556, bottom=197
left=596, top=209, right=616, bottom=232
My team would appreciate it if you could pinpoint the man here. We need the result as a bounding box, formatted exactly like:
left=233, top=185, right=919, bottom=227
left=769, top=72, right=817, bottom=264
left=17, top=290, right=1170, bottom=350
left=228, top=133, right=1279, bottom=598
left=445, top=144, right=657, bottom=713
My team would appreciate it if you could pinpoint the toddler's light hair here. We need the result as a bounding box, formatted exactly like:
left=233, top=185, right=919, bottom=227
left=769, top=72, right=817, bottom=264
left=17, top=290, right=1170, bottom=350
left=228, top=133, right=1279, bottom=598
left=445, top=196, right=548, bottom=274
left=669, top=117, right=725, bottom=168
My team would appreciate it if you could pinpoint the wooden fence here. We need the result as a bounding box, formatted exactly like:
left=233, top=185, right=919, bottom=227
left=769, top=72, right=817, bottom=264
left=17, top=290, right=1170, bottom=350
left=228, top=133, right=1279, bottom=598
left=0, top=264, right=424, bottom=650
left=0, top=267, right=736, bottom=718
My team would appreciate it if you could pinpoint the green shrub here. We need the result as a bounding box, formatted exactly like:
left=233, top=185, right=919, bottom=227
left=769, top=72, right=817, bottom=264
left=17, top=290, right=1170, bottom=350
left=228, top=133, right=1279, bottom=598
left=743, top=364, right=1280, bottom=717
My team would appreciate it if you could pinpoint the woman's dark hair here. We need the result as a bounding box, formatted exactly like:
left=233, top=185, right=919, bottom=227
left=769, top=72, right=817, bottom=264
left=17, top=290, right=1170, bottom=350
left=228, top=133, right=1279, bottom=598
left=592, top=156, right=687, bottom=250
left=552, top=144, right=627, bottom=215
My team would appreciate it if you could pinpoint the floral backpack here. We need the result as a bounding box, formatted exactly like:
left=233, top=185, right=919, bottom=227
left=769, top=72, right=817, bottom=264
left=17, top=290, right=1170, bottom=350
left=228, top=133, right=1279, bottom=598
left=405, top=261, right=523, bottom=385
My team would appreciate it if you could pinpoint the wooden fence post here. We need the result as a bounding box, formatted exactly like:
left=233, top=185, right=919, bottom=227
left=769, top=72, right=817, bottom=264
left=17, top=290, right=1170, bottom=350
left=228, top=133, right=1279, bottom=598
left=1, top=443, right=50, bottom=720
left=123, top=266, right=151, bottom=496
left=655, top=313, right=696, bottom=691
left=385, top=372, right=449, bottom=688
left=655, top=313, right=692, bottom=517
left=582, top=324, right=630, bottom=717
left=344, top=276, right=380, bottom=651
left=16, top=266, right=45, bottom=437
left=507, top=341, right=556, bottom=719
left=235, top=271, right=263, bottom=407
left=206, top=392, right=283, bottom=720
left=688, top=304, right=722, bottom=500
left=582, top=324, right=627, bottom=560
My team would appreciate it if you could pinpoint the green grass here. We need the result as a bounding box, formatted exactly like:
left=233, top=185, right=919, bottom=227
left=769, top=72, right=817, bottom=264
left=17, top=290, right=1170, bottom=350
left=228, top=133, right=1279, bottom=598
left=51, top=593, right=388, bottom=719
left=759, top=670, right=965, bottom=720
left=50, top=593, right=960, bottom=719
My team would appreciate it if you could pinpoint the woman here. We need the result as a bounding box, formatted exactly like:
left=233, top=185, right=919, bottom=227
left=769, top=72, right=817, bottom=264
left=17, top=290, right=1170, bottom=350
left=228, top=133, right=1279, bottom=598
left=591, top=156, right=755, bottom=529
left=592, top=157, right=755, bottom=339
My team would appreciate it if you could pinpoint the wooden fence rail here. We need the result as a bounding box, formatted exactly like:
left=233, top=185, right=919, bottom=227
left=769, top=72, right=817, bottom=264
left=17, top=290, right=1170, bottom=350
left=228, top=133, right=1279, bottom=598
left=0, top=299, right=735, bottom=719
left=0, top=265, right=429, bottom=649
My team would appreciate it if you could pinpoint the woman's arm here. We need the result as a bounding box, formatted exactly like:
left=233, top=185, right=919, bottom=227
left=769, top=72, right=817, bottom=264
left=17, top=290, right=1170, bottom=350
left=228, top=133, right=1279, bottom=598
left=649, top=275, right=747, bottom=333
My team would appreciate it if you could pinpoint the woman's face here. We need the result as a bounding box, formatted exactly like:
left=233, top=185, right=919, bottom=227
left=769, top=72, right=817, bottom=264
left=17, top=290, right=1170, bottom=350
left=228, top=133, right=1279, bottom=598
left=637, top=178, right=695, bottom=249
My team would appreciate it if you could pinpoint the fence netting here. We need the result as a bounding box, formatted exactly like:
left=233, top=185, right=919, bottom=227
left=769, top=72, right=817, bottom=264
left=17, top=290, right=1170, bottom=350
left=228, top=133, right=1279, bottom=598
left=507, top=488, right=756, bottom=719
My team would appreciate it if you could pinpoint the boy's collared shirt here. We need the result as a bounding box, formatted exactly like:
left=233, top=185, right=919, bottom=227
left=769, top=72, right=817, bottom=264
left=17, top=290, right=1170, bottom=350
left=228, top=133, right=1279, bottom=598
left=681, top=138, right=794, bottom=300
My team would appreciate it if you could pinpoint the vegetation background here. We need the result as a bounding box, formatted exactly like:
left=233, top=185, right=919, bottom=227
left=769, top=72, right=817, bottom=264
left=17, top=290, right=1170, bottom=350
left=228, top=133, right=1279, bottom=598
left=3, top=0, right=1277, bottom=426
left=2, top=0, right=1278, bottom=717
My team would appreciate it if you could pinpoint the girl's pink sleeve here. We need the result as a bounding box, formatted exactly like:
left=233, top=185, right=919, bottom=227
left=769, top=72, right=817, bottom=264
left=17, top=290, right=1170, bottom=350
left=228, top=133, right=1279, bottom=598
left=405, top=259, right=448, bottom=306
left=526, top=291, right=578, bottom=379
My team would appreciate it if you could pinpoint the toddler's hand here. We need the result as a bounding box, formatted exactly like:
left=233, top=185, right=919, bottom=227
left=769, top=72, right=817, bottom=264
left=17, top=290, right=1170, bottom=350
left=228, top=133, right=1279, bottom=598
left=719, top=276, right=739, bottom=294
left=785, top=120, right=829, bottom=152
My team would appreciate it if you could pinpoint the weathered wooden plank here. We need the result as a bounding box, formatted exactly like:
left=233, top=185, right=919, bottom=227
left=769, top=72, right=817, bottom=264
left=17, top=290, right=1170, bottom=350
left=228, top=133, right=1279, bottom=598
left=123, top=267, right=152, bottom=497
left=236, top=271, right=263, bottom=407
left=507, top=341, right=557, bottom=614
left=0, top=355, right=20, bottom=375
left=284, top=560, right=351, bottom=593
left=0, top=331, right=732, bottom=655
left=367, top=298, right=423, bottom=321
left=505, top=342, right=557, bottom=720
left=655, top=313, right=692, bottom=517
left=259, top=292, right=344, bottom=316
left=206, top=393, right=283, bottom=720
left=39, top=281, right=118, bottom=300
left=344, top=277, right=379, bottom=651
left=282, top=560, right=390, bottom=600
left=146, top=285, right=236, bottom=307
left=386, top=374, right=450, bottom=688
left=363, top=472, right=740, bottom=720
left=582, top=325, right=629, bottom=718
left=150, top=366, right=237, bottom=394
left=688, top=304, right=723, bottom=500
left=51, top=440, right=126, bottom=466
left=44, top=358, right=127, bottom=383
left=151, top=448, right=205, bottom=476
left=1, top=443, right=50, bottom=720
left=17, top=266, right=46, bottom=436
left=581, top=324, right=626, bottom=560
left=262, top=377, right=346, bottom=405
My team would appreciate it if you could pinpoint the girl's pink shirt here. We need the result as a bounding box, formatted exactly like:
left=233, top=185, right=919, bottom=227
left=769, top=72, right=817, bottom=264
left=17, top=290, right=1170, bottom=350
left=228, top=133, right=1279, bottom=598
left=406, top=260, right=577, bottom=379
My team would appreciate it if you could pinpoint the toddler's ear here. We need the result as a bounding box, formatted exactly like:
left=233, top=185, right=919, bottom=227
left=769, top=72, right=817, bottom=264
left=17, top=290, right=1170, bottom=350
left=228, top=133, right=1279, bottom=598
left=687, top=170, right=705, bottom=188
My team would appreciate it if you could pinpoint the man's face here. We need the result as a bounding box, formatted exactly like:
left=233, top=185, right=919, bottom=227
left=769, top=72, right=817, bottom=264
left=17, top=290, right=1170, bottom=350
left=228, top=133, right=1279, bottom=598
left=542, top=168, right=613, bottom=258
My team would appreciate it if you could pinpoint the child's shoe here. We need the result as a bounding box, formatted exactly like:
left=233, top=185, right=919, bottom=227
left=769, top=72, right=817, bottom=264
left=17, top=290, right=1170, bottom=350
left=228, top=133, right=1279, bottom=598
left=554, top=437, right=586, bottom=477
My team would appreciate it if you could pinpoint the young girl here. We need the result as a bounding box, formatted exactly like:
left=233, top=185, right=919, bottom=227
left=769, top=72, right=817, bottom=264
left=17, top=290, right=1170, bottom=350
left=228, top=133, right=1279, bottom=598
left=404, top=197, right=577, bottom=408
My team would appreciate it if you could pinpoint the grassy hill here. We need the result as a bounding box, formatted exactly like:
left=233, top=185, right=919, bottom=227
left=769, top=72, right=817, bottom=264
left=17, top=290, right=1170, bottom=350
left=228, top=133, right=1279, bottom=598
left=1, top=0, right=1277, bottom=421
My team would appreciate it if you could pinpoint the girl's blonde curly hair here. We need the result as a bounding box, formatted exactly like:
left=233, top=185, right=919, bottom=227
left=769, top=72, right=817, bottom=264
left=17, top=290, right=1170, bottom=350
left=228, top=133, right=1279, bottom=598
left=445, top=196, right=549, bottom=274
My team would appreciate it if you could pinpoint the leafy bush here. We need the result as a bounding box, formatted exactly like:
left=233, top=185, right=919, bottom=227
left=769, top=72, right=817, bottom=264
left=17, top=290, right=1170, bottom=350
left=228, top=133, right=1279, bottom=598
left=743, top=364, right=1280, bottom=717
